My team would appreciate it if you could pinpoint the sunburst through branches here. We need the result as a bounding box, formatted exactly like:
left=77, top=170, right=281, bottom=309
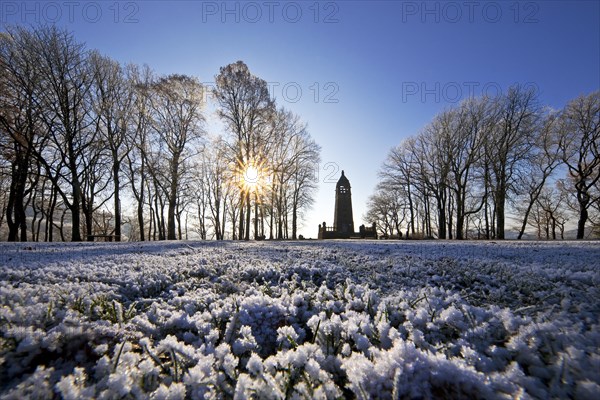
left=236, top=159, right=269, bottom=196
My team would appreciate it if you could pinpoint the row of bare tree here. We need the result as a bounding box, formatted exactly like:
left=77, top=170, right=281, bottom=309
left=0, top=26, right=320, bottom=242
left=367, top=86, right=599, bottom=240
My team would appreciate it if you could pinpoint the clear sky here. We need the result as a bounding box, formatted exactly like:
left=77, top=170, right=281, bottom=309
left=2, top=0, right=599, bottom=238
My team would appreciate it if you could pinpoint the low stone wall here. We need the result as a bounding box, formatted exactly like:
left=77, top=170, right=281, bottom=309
left=318, top=223, right=378, bottom=239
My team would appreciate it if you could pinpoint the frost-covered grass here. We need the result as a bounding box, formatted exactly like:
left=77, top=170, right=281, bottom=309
left=0, top=240, right=599, bottom=399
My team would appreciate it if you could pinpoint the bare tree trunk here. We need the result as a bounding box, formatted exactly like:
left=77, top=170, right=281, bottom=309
left=6, top=164, right=18, bottom=241
left=30, top=199, right=38, bottom=242
left=407, top=183, right=415, bottom=236
left=46, top=186, right=58, bottom=242
left=167, top=171, right=178, bottom=240
left=113, top=160, right=121, bottom=241
left=153, top=194, right=160, bottom=240
left=158, top=195, right=166, bottom=240
left=177, top=204, right=183, bottom=240
left=148, top=191, right=154, bottom=240
left=495, top=180, right=506, bottom=240
left=260, top=206, right=265, bottom=238
left=269, top=183, right=276, bottom=240
left=437, top=194, right=446, bottom=239
left=69, top=155, right=83, bottom=242
left=424, top=194, right=431, bottom=237
left=292, top=202, right=298, bottom=240
left=447, top=192, right=454, bottom=240
left=238, top=193, right=244, bottom=240
left=149, top=199, right=155, bottom=241
left=254, top=193, right=258, bottom=239
left=59, top=209, right=66, bottom=242
left=138, top=161, right=146, bottom=241
left=7, top=157, right=29, bottom=241
left=82, top=194, right=93, bottom=241
left=577, top=200, right=589, bottom=239
left=221, top=196, right=227, bottom=241
left=455, top=189, right=465, bottom=240
left=245, top=191, right=251, bottom=240
left=484, top=197, right=490, bottom=240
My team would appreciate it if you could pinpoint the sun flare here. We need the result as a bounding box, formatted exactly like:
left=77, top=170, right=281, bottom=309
left=243, top=164, right=260, bottom=190
left=236, top=159, right=270, bottom=195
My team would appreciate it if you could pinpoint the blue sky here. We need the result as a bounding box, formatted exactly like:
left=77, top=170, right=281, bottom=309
left=2, top=0, right=599, bottom=238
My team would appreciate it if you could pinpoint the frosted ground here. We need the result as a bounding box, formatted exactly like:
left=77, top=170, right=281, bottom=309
left=0, top=240, right=599, bottom=399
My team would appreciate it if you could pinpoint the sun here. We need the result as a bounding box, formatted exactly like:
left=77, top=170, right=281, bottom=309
left=243, top=164, right=260, bottom=191
left=236, top=158, right=270, bottom=195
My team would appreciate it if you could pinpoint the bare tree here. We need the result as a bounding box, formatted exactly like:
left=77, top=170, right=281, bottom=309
left=199, top=137, right=232, bottom=240
left=289, top=130, right=320, bottom=239
left=557, top=91, right=600, bottom=239
left=0, top=162, right=9, bottom=234
left=29, top=27, right=94, bottom=241
left=590, top=178, right=600, bottom=237
left=529, top=183, right=568, bottom=239
left=267, top=109, right=296, bottom=239
left=365, top=183, right=407, bottom=238
left=515, top=110, right=561, bottom=239
left=214, top=61, right=275, bottom=240
left=447, top=100, right=489, bottom=240
left=372, top=89, right=599, bottom=242
left=89, top=51, right=134, bottom=241
left=2, top=27, right=322, bottom=243
left=488, top=85, right=540, bottom=239
left=0, top=28, right=46, bottom=241
left=148, top=74, right=205, bottom=240
left=413, top=112, right=453, bottom=239
left=0, top=26, right=95, bottom=242
left=80, top=137, right=112, bottom=240
left=381, top=139, right=419, bottom=237
left=124, top=64, right=154, bottom=241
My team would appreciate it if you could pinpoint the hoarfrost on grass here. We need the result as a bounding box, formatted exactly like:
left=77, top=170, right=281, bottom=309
left=0, top=240, right=599, bottom=399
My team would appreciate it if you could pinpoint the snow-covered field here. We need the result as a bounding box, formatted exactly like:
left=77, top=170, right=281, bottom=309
left=0, top=240, right=599, bottom=399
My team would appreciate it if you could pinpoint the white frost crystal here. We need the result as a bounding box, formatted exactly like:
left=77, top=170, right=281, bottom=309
left=0, top=240, right=598, bottom=399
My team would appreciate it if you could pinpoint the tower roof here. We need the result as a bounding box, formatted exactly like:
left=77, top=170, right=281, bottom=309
left=336, top=170, right=351, bottom=188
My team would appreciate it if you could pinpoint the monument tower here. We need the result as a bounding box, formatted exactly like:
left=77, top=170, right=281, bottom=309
left=318, top=170, right=376, bottom=239
left=334, top=170, right=354, bottom=234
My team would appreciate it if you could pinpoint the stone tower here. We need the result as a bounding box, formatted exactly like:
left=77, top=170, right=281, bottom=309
left=334, top=170, right=354, bottom=234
